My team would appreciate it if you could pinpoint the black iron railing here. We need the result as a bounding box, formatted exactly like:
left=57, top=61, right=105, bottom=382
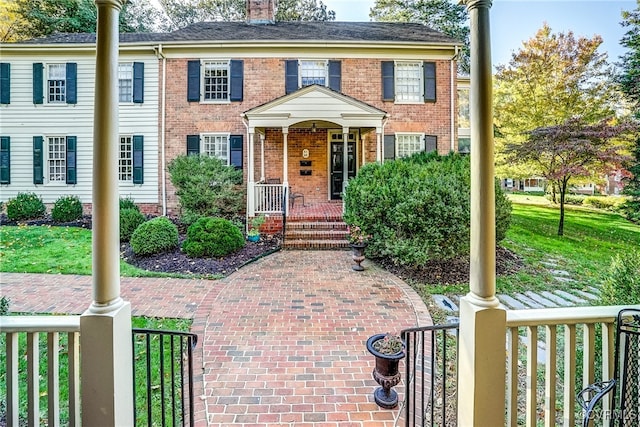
left=132, top=328, right=198, bottom=427
left=282, top=186, right=288, bottom=244
left=401, top=322, right=460, bottom=427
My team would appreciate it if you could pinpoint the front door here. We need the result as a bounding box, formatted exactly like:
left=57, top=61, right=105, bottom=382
left=330, top=132, right=357, bottom=200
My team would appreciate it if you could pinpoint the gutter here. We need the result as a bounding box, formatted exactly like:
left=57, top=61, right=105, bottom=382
left=154, top=44, right=167, bottom=216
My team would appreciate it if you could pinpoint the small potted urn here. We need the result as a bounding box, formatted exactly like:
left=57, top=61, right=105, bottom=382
left=366, top=333, right=405, bottom=409
left=247, top=214, right=265, bottom=242
left=347, top=225, right=370, bottom=271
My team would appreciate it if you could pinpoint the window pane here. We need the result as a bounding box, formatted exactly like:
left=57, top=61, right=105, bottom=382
left=48, top=136, right=66, bottom=181
left=203, top=61, right=229, bottom=101
left=300, top=60, right=326, bottom=86
left=119, top=63, right=133, bottom=102
left=395, top=62, right=421, bottom=102
left=119, top=136, right=133, bottom=181
left=458, top=88, right=470, bottom=128
left=203, top=134, right=229, bottom=164
left=48, top=64, right=66, bottom=103
left=396, top=134, right=423, bottom=158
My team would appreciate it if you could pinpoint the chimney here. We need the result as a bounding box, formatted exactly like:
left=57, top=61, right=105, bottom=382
left=246, top=0, right=276, bottom=24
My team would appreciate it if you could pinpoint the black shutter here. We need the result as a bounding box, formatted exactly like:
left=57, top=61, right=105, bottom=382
left=425, top=135, right=437, bottom=153
left=229, top=135, right=243, bottom=169
left=33, top=136, right=43, bottom=184
left=383, top=135, right=395, bottom=161
left=424, top=62, right=436, bottom=102
left=187, top=135, right=200, bottom=155
left=381, top=61, right=394, bottom=101
left=0, top=63, right=10, bottom=104
left=229, top=60, right=243, bottom=102
left=66, top=136, right=77, bottom=184
left=133, top=135, right=144, bottom=184
left=285, top=60, right=298, bottom=94
left=328, top=60, right=341, bottom=92
left=0, top=136, right=9, bottom=184
left=133, top=62, right=144, bottom=103
left=33, top=63, right=44, bottom=104
left=187, top=60, right=200, bottom=102
left=66, top=63, right=77, bottom=104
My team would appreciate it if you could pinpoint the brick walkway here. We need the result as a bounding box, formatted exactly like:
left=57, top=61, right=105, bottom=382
left=0, top=250, right=431, bottom=426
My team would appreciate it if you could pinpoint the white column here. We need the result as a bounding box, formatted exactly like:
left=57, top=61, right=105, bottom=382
left=282, top=127, right=289, bottom=185
left=260, top=132, right=265, bottom=182
left=248, top=128, right=255, bottom=216
left=457, top=1, right=506, bottom=426
left=342, top=127, right=349, bottom=193
left=81, top=1, right=133, bottom=425
left=376, top=128, right=382, bottom=162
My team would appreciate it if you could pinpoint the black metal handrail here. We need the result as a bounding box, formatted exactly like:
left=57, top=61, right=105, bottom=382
left=282, top=185, right=288, bottom=244
left=401, top=322, right=460, bottom=427
left=132, top=328, right=198, bottom=427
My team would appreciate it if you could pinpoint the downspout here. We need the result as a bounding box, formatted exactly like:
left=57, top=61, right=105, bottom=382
left=154, top=44, right=167, bottom=216
left=242, top=116, right=250, bottom=232
left=450, top=45, right=460, bottom=153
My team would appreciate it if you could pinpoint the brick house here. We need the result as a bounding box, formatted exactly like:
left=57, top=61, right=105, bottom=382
left=0, top=0, right=462, bottom=231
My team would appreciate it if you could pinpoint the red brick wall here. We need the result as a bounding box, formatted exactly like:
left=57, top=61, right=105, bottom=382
left=161, top=57, right=457, bottom=214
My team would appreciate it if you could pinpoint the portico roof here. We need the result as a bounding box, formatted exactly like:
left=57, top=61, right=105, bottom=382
left=243, top=85, right=388, bottom=129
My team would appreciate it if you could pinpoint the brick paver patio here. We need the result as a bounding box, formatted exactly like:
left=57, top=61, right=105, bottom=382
left=0, top=250, right=431, bottom=426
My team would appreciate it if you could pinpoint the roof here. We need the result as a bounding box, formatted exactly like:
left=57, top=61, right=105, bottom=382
left=16, top=21, right=461, bottom=46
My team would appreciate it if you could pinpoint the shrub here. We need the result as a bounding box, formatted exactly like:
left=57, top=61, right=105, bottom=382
left=343, top=152, right=512, bottom=267
left=182, top=217, right=245, bottom=258
left=600, top=251, right=640, bottom=305
left=0, top=296, right=9, bottom=315
left=51, top=195, right=84, bottom=222
left=583, top=195, right=625, bottom=211
left=120, top=208, right=147, bottom=242
left=168, top=155, right=244, bottom=224
left=563, top=194, right=586, bottom=206
left=119, top=196, right=139, bottom=212
left=6, top=192, right=46, bottom=221
left=130, top=216, right=179, bottom=256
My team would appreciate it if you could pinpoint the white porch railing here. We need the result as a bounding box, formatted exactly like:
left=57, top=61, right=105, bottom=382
left=505, top=305, right=629, bottom=427
left=1, top=315, right=81, bottom=427
left=254, top=183, right=285, bottom=214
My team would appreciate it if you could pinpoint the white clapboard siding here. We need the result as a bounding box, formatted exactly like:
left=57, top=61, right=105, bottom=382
left=0, top=51, right=159, bottom=205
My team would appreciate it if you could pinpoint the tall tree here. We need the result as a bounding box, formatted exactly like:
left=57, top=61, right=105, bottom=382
left=7, top=0, right=161, bottom=39
left=0, top=0, right=25, bottom=41
left=159, top=0, right=335, bottom=31
left=618, top=1, right=640, bottom=222
left=505, top=117, right=636, bottom=236
left=494, top=24, right=619, bottom=186
left=369, top=0, right=470, bottom=74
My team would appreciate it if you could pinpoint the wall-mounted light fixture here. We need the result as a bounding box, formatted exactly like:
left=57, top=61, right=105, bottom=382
left=311, top=122, right=317, bottom=132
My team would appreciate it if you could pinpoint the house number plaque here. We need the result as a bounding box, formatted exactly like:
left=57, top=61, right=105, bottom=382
left=302, top=149, right=309, bottom=158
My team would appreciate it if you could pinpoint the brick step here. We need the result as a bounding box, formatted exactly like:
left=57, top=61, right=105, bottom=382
left=285, top=221, right=348, bottom=231
left=283, top=239, right=351, bottom=250
left=286, top=214, right=344, bottom=222
left=285, top=229, right=349, bottom=240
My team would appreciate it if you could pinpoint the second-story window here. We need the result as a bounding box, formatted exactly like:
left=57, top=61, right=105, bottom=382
left=118, top=63, right=133, bottom=102
left=395, top=62, right=422, bottom=103
left=203, top=61, right=229, bottom=102
left=300, top=60, right=327, bottom=86
left=48, top=64, right=66, bottom=103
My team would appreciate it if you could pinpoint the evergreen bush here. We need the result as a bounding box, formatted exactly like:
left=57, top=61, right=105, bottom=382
left=344, top=152, right=512, bottom=267
left=130, top=216, right=179, bottom=256
left=51, top=195, right=84, bottom=222
left=182, top=217, right=245, bottom=258
left=6, top=192, right=46, bottom=221
left=168, top=155, right=244, bottom=224
left=600, top=251, right=640, bottom=305
left=120, top=208, right=147, bottom=242
left=119, top=196, right=139, bottom=212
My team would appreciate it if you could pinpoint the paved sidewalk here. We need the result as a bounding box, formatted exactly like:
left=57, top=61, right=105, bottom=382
left=1, top=250, right=431, bottom=426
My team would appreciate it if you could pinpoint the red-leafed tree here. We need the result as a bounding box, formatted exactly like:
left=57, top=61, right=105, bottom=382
left=505, top=117, right=638, bottom=236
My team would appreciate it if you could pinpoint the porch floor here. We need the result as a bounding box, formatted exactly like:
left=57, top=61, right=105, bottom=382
left=1, top=251, right=431, bottom=426
left=287, top=200, right=344, bottom=221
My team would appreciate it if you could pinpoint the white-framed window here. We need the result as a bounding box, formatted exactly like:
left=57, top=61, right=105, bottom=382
left=202, top=60, right=229, bottom=102
left=119, top=135, right=133, bottom=181
left=118, top=63, right=133, bottom=103
left=47, top=136, right=66, bottom=182
left=395, top=61, right=422, bottom=103
left=458, top=87, right=470, bottom=129
left=202, top=133, right=230, bottom=164
left=396, top=133, right=424, bottom=158
left=300, top=60, right=327, bottom=87
left=48, top=64, right=66, bottom=103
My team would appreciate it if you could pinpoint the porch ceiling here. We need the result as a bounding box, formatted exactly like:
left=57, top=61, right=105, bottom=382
left=243, top=84, right=387, bottom=129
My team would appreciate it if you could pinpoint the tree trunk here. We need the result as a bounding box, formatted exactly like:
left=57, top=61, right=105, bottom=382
left=558, top=179, right=568, bottom=236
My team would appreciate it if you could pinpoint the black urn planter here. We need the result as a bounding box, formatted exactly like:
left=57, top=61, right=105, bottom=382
left=350, top=243, right=367, bottom=271
left=366, top=334, right=405, bottom=409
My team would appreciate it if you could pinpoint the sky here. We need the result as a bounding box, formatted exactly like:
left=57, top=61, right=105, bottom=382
left=321, top=0, right=635, bottom=68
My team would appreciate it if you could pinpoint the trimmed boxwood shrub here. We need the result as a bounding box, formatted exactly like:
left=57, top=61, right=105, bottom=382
left=130, top=216, right=179, bottom=256
left=120, top=208, right=147, bottom=242
left=6, top=192, right=46, bottom=221
left=344, top=152, right=512, bottom=267
left=51, top=195, right=84, bottom=222
left=182, top=217, right=245, bottom=258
